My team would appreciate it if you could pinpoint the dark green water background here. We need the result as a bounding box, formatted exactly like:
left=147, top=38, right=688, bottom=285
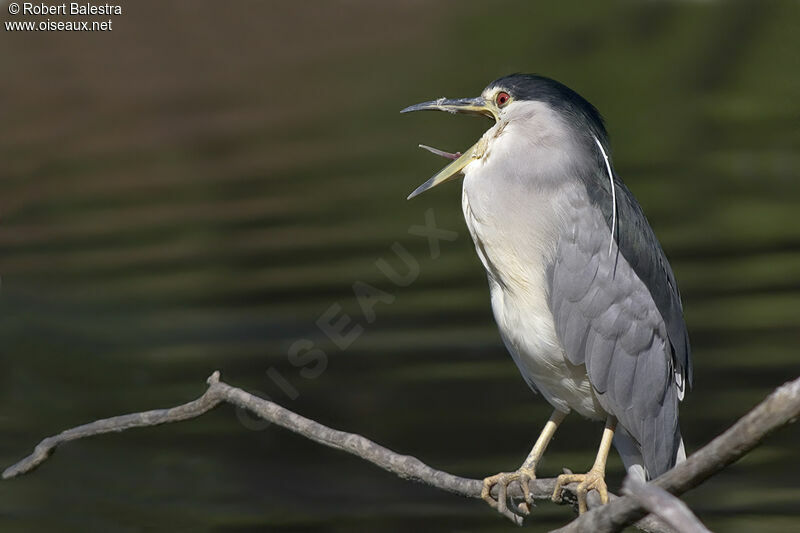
left=2, top=1, right=799, bottom=531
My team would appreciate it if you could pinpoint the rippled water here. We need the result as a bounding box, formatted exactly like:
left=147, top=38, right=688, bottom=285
left=2, top=1, right=799, bottom=532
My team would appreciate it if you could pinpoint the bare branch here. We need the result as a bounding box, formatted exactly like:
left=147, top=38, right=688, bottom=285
left=0, top=372, right=559, bottom=500
left=622, top=476, right=711, bottom=533
left=553, top=376, right=800, bottom=533
left=4, top=372, right=798, bottom=533
left=2, top=371, right=666, bottom=529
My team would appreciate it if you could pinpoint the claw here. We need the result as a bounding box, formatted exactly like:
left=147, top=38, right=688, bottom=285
left=497, top=479, right=508, bottom=514
left=551, top=468, right=608, bottom=514
left=519, top=471, right=532, bottom=514
left=481, top=468, right=535, bottom=523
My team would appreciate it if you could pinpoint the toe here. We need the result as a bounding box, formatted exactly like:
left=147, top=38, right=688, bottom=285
left=551, top=473, right=575, bottom=502
left=481, top=476, right=499, bottom=509
left=481, top=471, right=535, bottom=522
left=517, top=501, right=531, bottom=516
left=496, top=479, right=508, bottom=514
left=551, top=481, right=562, bottom=502
left=589, top=474, right=608, bottom=506
left=576, top=482, right=590, bottom=514
left=519, top=473, right=532, bottom=505
left=595, top=481, right=609, bottom=505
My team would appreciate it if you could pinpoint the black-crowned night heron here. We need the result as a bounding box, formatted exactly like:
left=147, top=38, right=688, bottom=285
left=402, top=74, right=692, bottom=519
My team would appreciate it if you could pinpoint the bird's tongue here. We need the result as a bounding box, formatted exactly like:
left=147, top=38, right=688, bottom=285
left=418, top=144, right=462, bottom=160
left=407, top=138, right=487, bottom=200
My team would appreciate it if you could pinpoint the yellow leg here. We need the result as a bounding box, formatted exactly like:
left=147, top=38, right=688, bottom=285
left=522, top=409, right=566, bottom=471
left=552, top=416, right=616, bottom=514
left=482, top=409, right=567, bottom=519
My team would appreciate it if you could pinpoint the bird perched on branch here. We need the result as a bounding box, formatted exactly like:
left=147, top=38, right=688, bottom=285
left=402, top=74, right=692, bottom=520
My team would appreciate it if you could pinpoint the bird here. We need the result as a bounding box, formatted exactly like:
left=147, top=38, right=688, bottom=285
left=401, top=74, right=692, bottom=520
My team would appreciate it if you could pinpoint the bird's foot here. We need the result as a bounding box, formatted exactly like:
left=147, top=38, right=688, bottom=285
left=481, top=467, right=536, bottom=523
left=551, top=467, right=608, bottom=514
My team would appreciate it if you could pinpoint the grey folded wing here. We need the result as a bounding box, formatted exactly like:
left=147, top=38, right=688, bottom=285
left=547, top=181, right=686, bottom=477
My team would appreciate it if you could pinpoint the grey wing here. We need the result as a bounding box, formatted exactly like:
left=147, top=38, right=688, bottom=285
left=582, top=169, right=692, bottom=391
left=547, top=185, right=683, bottom=478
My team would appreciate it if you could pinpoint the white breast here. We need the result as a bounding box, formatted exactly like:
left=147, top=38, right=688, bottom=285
left=460, top=110, right=605, bottom=419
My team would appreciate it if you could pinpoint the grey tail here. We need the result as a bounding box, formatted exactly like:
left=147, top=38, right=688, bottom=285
left=614, top=428, right=685, bottom=481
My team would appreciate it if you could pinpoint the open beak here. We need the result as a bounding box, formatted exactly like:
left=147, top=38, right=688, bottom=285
left=401, top=97, right=496, bottom=200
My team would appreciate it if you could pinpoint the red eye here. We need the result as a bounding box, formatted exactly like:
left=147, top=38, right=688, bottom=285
left=496, top=91, right=510, bottom=107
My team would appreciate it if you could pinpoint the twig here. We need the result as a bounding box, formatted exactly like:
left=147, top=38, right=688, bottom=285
left=553, top=376, right=800, bottom=533
left=2, top=373, right=224, bottom=479
left=4, top=372, right=798, bottom=532
left=622, top=476, right=711, bottom=533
